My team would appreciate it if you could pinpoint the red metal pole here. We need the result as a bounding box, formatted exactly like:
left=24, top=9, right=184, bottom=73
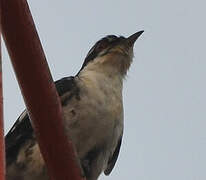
left=0, top=0, right=84, bottom=180
left=0, top=31, right=5, bottom=180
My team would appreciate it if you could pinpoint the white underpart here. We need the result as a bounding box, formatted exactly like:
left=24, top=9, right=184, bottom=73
left=62, top=56, right=124, bottom=178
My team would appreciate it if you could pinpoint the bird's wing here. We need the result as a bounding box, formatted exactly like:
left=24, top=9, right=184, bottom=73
left=104, top=136, right=122, bottom=175
left=5, top=110, right=33, bottom=165
left=5, top=76, right=76, bottom=165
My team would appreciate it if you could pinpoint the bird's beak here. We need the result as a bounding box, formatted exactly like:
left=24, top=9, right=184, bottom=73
left=126, top=30, right=144, bottom=47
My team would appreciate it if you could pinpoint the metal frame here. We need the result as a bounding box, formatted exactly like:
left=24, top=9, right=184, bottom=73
left=0, top=35, right=5, bottom=180
left=0, top=0, right=85, bottom=179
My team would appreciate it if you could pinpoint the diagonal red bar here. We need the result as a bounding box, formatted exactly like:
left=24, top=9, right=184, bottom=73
left=0, top=35, right=5, bottom=180
left=0, top=0, right=85, bottom=180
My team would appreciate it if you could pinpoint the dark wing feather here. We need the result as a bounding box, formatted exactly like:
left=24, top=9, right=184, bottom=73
left=5, top=111, right=33, bottom=165
left=5, top=76, right=75, bottom=165
left=54, top=76, right=76, bottom=96
left=104, top=137, right=122, bottom=175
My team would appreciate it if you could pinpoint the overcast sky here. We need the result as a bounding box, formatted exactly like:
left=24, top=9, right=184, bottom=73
left=2, top=0, right=206, bottom=179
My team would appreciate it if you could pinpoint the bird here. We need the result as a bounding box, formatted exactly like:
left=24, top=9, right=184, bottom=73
left=5, top=31, right=144, bottom=180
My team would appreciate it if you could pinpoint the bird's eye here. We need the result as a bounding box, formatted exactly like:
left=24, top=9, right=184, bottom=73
left=96, top=41, right=108, bottom=52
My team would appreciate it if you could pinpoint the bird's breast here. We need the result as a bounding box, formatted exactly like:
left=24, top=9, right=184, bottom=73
left=62, top=73, right=124, bottom=158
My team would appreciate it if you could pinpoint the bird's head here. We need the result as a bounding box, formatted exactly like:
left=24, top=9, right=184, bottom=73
left=78, top=31, right=144, bottom=76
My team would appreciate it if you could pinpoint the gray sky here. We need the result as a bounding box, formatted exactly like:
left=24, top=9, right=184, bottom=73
left=2, top=0, right=206, bottom=179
